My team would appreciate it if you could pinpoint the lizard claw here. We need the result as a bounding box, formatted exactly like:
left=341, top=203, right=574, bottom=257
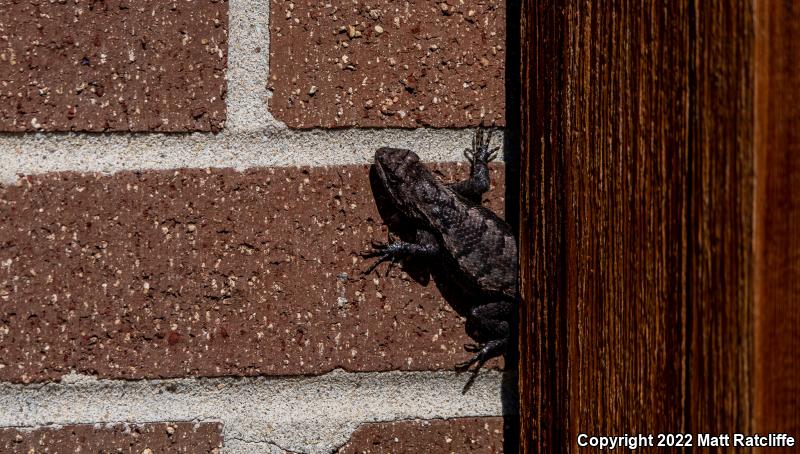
left=464, top=343, right=481, bottom=353
left=362, top=253, right=392, bottom=276
left=455, top=358, right=475, bottom=372
left=456, top=349, right=491, bottom=393
left=363, top=256, right=388, bottom=275
left=456, top=348, right=483, bottom=371
left=361, top=242, right=401, bottom=275
left=360, top=242, right=389, bottom=259
left=486, top=146, right=500, bottom=162
left=468, top=123, right=500, bottom=166
left=463, top=148, right=475, bottom=162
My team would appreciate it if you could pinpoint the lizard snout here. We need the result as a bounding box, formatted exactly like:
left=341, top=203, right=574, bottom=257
left=374, top=147, right=419, bottom=175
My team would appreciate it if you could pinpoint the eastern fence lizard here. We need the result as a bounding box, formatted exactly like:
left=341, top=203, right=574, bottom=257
left=363, top=127, right=517, bottom=378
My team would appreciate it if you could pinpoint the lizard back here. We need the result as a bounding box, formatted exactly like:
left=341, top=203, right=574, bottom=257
left=374, top=147, right=517, bottom=298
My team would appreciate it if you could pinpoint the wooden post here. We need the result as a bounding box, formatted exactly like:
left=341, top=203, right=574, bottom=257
left=518, top=0, right=569, bottom=451
left=519, top=1, right=762, bottom=451
left=754, top=0, right=800, bottom=437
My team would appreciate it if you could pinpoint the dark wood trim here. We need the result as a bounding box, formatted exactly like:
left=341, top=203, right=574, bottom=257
left=754, top=0, right=800, bottom=437
left=519, top=2, right=756, bottom=451
left=518, top=0, right=570, bottom=451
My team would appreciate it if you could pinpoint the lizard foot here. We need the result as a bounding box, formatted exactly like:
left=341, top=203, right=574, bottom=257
left=360, top=239, right=440, bottom=275
left=464, top=123, right=500, bottom=165
left=455, top=338, right=507, bottom=372
left=456, top=339, right=507, bottom=394
left=360, top=242, right=400, bottom=275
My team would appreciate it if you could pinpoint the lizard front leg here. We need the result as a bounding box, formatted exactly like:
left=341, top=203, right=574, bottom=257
left=361, top=229, right=440, bottom=275
left=449, top=125, right=500, bottom=204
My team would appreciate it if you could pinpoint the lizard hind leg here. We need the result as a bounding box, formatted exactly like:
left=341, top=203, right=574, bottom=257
left=457, top=300, right=513, bottom=392
left=465, top=301, right=513, bottom=343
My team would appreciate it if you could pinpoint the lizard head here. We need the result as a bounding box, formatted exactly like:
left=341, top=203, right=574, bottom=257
left=373, top=147, right=440, bottom=220
left=374, top=147, right=420, bottom=179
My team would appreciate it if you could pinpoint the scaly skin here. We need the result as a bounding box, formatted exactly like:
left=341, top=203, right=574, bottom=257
left=363, top=127, right=517, bottom=383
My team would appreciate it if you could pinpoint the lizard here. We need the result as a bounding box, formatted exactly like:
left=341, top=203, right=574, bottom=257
left=362, top=126, right=517, bottom=377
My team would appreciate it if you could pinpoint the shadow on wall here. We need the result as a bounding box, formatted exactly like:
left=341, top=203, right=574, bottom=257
left=503, top=0, right=522, bottom=450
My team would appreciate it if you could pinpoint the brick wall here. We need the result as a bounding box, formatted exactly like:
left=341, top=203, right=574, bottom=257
left=0, top=0, right=512, bottom=452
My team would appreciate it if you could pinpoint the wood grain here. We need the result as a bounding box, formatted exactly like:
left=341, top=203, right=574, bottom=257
left=754, top=0, right=800, bottom=436
left=689, top=0, right=755, bottom=436
left=519, top=1, right=755, bottom=451
left=518, top=0, right=569, bottom=451
left=561, top=0, right=693, bottom=440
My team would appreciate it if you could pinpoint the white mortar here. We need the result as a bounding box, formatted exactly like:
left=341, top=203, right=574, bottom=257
left=0, top=370, right=516, bottom=454
left=0, top=0, right=506, bottom=184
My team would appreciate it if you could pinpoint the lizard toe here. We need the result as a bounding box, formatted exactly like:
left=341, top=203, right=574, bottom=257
left=455, top=353, right=481, bottom=371
left=360, top=242, right=390, bottom=258
left=363, top=254, right=391, bottom=275
left=464, top=343, right=482, bottom=353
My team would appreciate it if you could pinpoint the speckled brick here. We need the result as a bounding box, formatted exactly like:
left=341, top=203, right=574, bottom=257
left=0, top=422, right=222, bottom=453
left=337, top=417, right=507, bottom=453
left=0, top=0, right=227, bottom=132
left=0, top=163, right=504, bottom=383
left=269, top=0, right=505, bottom=128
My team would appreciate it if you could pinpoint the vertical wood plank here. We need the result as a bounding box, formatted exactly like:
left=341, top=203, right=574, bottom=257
left=518, top=0, right=570, bottom=451
left=563, top=0, right=692, bottom=438
left=519, top=2, right=755, bottom=451
left=689, top=0, right=755, bottom=437
left=754, top=0, right=800, bottom=436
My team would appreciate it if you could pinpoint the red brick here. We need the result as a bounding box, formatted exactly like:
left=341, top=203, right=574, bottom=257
left=0, top=422, right=222, bottom=453
left=269, top=0, right=505, bottom=128
left=0, top=0, right=227, bottom=132
left=337, top=417, right=506, bottom=453
left=0, top=164, right=505, bottom=382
